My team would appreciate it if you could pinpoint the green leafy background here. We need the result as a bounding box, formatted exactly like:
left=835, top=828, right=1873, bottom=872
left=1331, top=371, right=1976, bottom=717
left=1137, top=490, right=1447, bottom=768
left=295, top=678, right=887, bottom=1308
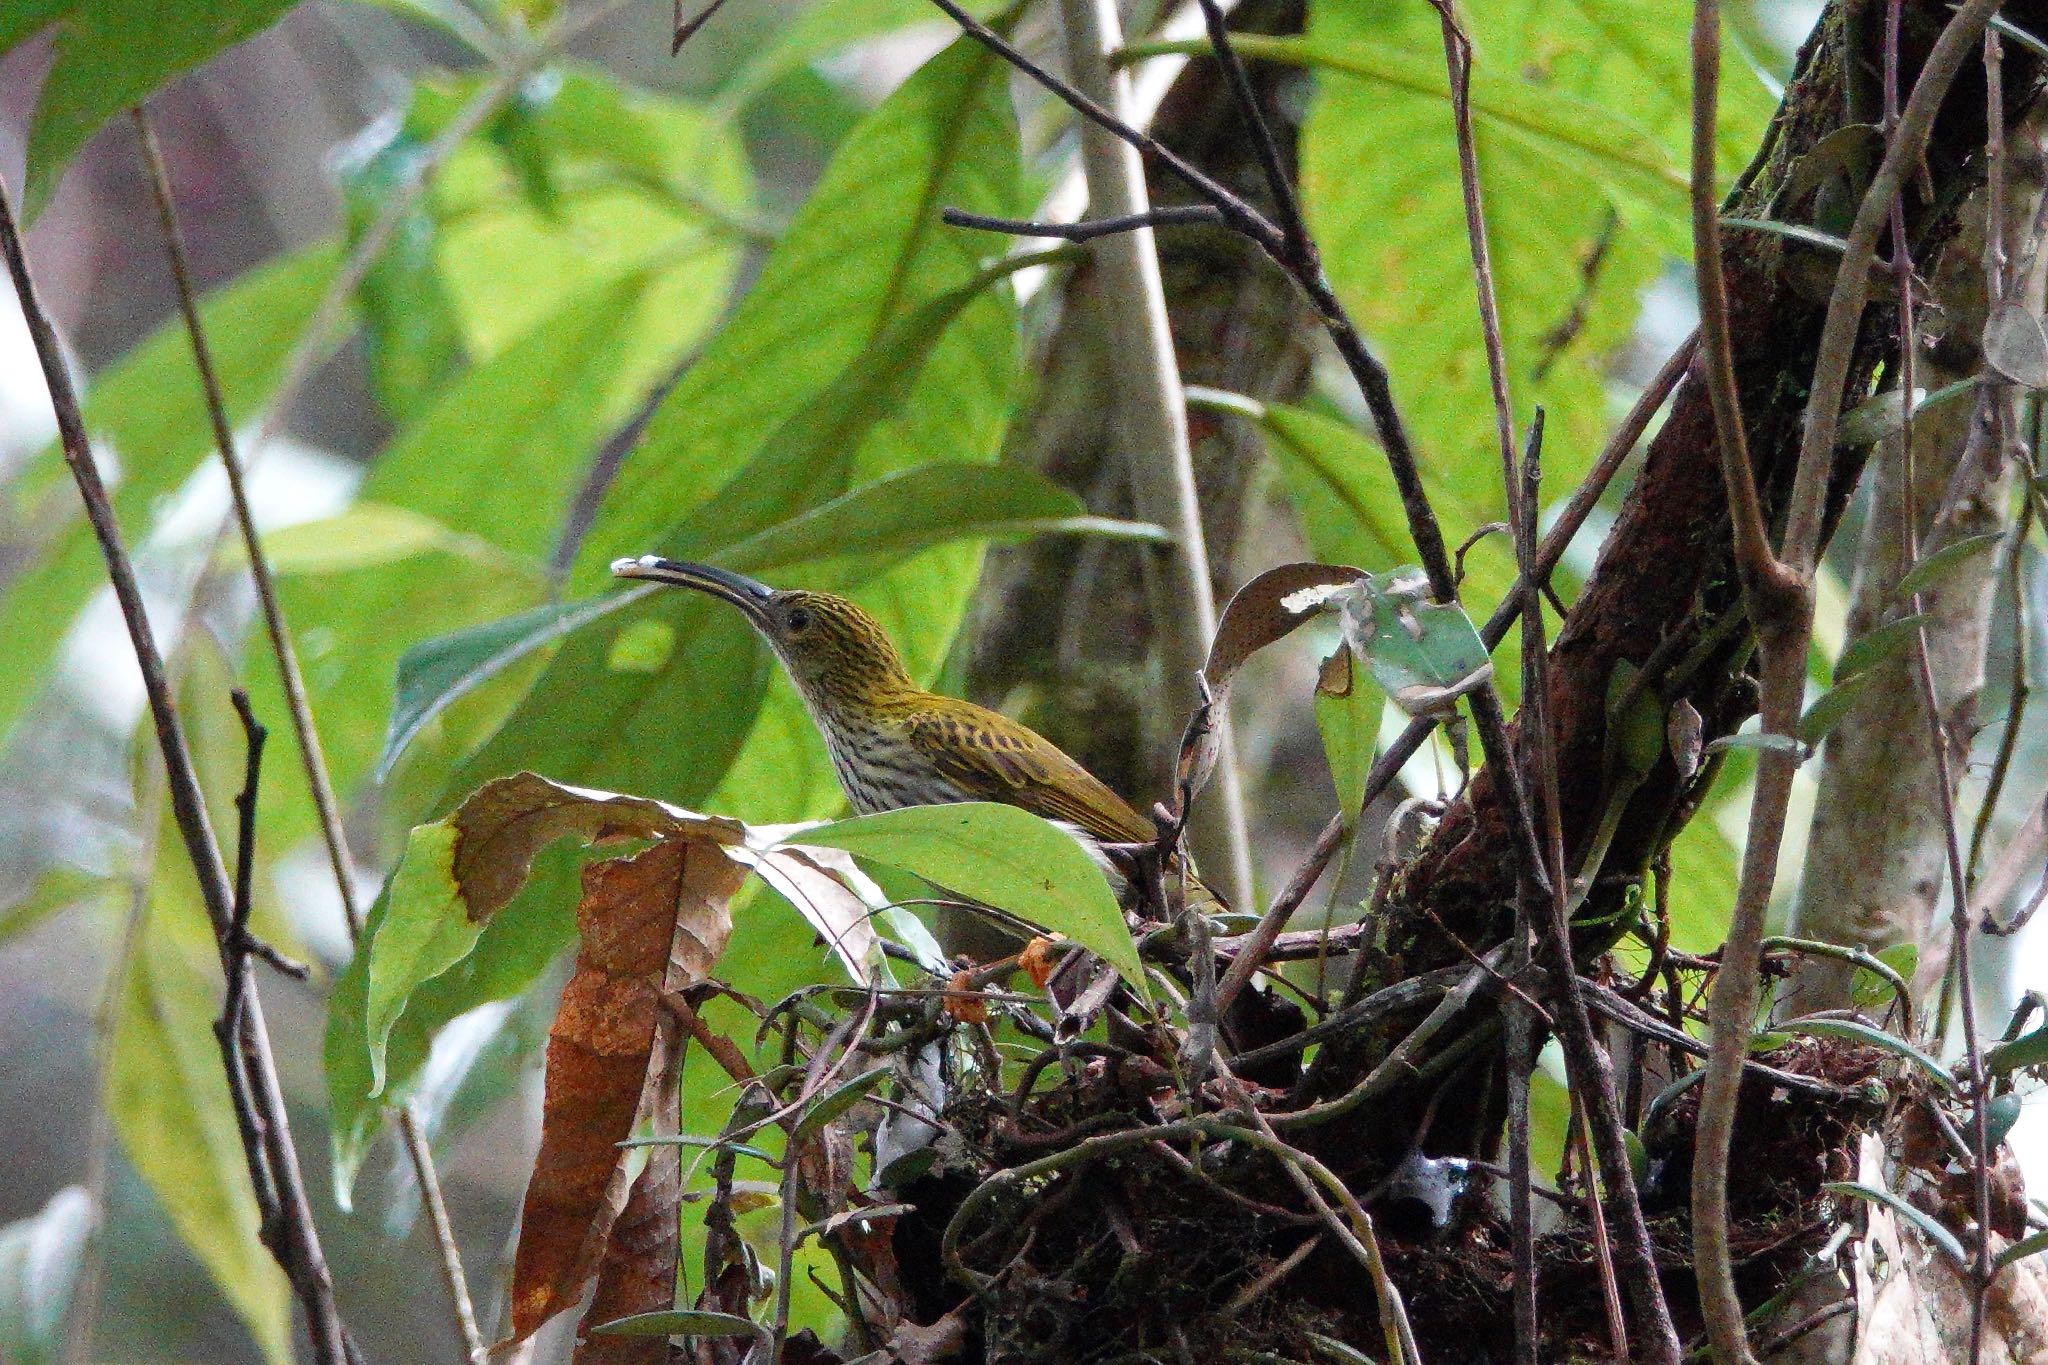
left=0, top=0, right=1836, bottom=1358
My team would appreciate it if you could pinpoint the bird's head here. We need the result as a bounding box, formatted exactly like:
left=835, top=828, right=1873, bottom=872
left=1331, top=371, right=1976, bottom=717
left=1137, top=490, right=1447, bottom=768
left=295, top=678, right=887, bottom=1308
left=611, top=556, right=913, bottom=709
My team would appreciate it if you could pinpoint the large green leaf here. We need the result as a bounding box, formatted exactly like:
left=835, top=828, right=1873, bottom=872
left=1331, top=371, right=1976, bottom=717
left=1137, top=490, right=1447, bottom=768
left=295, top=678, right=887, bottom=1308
left=712, top=0, right=1006, bottom=109
left=0, top=243, right=338, bottom=746
left=373, top=464, right=1152, bottom=778
left=13, top=0, right=300, bottom=218
left=573, top=32, right=1023, bottom=585
left=797, top=803, right=1148, bottom=999
left=326, top=34, right=1025, bottom=1190
left=0, top=1187, right=90, bottom=1365
left=106, top=891, right=292, bottom=1365
left=1292, top=0, right=1774, bottom=524
left=425, top=66, right=753, bottom=409
left=248, top=269, right=681, bottom=861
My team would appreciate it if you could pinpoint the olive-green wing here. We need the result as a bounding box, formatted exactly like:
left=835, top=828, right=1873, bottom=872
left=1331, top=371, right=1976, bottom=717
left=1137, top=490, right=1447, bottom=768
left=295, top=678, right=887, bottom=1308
left=904, top=704, right=1156, bottom=844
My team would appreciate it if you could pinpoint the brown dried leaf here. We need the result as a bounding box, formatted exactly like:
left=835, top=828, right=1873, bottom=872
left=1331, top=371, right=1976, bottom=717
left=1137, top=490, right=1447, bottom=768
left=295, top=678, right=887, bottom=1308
left=452, top=772, right=743, bottom=924
left=504, top=835, right=746, bottom=1346
left=574, top=874, right=700, bottom=1365
left=1184, top=563, right=1363, bottom=791
left=573, top=1149, right=681, bottom=1365
left=1203, top=562, right=1365, bottom=694
left=942, top=970, right=989, bottom=1025
left=1018, top=936, right=1059, bottom=988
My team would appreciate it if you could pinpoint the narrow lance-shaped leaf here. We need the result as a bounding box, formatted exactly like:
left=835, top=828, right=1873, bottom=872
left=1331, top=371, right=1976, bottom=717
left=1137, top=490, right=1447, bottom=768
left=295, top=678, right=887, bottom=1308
left=374, top=463, right=1153, bottom=778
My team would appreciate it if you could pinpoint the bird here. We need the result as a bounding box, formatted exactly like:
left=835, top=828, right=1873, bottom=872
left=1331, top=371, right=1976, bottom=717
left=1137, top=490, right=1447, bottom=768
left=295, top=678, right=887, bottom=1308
left=609, top=555, right=1186, bottom=880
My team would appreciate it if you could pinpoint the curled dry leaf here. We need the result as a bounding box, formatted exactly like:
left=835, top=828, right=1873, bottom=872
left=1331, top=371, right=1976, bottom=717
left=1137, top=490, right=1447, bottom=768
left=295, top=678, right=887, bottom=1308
left=1018, top=936, right=1060, bottom=988
left=1187, top=563, right=1365, bottom=791
left=503, top=833, right=748, bottom=1348
left=943, top=970, right=990, bottom=1025
left=451, top=771, right=744, bottom=921
left=735, top=843, right=881, bottom=984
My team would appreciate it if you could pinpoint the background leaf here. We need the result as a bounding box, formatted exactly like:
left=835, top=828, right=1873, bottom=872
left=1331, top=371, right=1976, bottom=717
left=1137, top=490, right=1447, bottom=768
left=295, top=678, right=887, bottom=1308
left=0, top=1186, right=91, bottom=1365
left=15, top=0, right=300, bottom=218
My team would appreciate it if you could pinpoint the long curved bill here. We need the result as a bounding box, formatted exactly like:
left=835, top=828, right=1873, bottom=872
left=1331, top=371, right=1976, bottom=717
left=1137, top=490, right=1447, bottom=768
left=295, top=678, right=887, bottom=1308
left=610, top=556, right=774, bottom=619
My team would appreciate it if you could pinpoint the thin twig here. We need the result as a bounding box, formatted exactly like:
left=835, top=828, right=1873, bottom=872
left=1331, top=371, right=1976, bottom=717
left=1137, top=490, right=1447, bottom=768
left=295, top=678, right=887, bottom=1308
left=1878, top=16, right=1992, bottom=1353
left=942, top=203, right=1223, bottom=240
left=132, top=109, right=488, bottom=1363
left=1691, top=0, right=1799, bottom=619
left=1516, top=412, right=1678, bottom=1361
left=1693, top=8, right=2007, bottom=1360
left=1212, top=812, right=1343, bottom=1016
left=1430, top=0, right=1520, bottom=530
left=0, top=165, right=357, bottom=1365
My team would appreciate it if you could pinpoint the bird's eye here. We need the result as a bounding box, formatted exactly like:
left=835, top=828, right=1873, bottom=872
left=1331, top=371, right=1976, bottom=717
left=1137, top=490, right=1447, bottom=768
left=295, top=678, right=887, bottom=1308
left=785, top=607, right=812, bottom=633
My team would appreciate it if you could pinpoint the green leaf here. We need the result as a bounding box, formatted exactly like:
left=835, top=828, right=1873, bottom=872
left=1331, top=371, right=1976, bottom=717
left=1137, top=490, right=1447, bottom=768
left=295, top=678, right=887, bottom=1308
left=0, top=1187, right=90, bottom=1365
left=719, top=464, right=1161, bottom=572
left=1799, top=673, right=1877, bottom=745
left=1894, top=531, right=2007, bottom=603
left=229, top=502, right=520, bottom=577
left=1850, top=943, right=1917, bottom=1016
left=328, top=35, right=1023, bottom=1195
left=377, top=594, right=634, bottom=780
left=1279, top=2, right=1772, bottom=535
left=796, top=803, right=1148, bottom=1001
left=1836, top=378, right=1977, bottom=449
left=791, top=1066, right=893, bottom=1141
left=1778, top=1017, right=1957, bottom=1095
left=1834, top=614, right=1932, bottom=683
left=364, top=823, right=476, bottom=1094
left=254, top=269, right=672, bottom=834
left=713, top=0, right=1005, bottom=109
left=1824, top=1181, right=1969, bottom=1268
left=575, top=33, right=1024, bottom=585
left=1336, top=571, right=1494, bottom=717
left=1987, top=1023, right=2048, bottom=1077
left=0, top=243, right=338, bottom=748
left=1314, top=650, right=1380, bottom=824
left=592, top=1309, right=764, bottom=1340
left=1704, top=731, right=1808, bottom=761
left=108, top=894, right=292, bottom=1364
left=1606, top=659, right=1666, bottom=778
left=18, top=0, right=298, bottom=219
left=337, top=111, right=467, bottom=423
left=424, top=67, right=753, bottom=405
left=1986, top=1091, right=2024, bottom=1149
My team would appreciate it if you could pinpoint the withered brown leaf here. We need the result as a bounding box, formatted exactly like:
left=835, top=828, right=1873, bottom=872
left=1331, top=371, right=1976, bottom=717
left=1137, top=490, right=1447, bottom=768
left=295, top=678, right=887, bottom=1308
left=503, top=833, right=745, bottom=1346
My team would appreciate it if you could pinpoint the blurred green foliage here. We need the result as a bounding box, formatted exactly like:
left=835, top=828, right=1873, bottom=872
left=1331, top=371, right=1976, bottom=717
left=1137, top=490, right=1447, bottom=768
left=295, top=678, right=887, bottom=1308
left=0, top=0, right=1812, bottom=1355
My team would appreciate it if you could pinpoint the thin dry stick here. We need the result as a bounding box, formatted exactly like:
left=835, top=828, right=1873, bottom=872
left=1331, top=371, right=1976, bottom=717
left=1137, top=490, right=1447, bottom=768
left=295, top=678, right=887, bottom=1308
left=1212, top=812, right=1343, bottom=1015
left=1430, top=0, right=1520, bottom=528
left=1427, top=6, right=1540, bottom=1347
left=131, top=107, right=487, bottom=1363
left=1691, top=5, right=2006, bottom=1361
left=1053, top=0, right=1254, bottom=908
left=0, top=170, right=356, bottom=1365
left=932, top=0, right=1549, bottom=874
